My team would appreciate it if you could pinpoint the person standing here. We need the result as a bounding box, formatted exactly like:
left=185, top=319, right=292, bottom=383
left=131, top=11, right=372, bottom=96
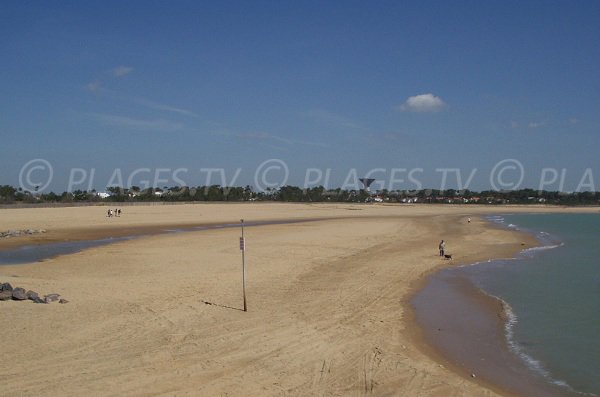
left=439, top=240, right=445, bottom=257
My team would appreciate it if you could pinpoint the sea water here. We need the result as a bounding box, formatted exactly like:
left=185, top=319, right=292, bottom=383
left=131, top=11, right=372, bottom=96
left=465, top=213, right=600, bottom=396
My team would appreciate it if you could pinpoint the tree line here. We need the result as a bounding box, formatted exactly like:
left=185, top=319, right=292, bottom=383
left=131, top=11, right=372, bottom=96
left=0, top=184, right=599, bottom=205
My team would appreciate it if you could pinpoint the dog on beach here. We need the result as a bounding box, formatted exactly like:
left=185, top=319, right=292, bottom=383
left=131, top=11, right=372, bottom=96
left=444, top=254, right=453, bottom=260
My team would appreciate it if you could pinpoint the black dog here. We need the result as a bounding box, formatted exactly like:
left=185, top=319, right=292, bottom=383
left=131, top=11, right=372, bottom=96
left=444, top=254, right=453, bottom=260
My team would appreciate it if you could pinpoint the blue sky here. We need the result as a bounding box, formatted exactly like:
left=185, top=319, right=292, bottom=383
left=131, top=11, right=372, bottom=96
left=1, top=1, right=599, bottom=192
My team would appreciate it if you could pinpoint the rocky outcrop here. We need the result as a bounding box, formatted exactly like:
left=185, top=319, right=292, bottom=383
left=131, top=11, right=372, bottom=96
left=0, top=229, right=47, bottom=239
left=0, top=282, right=66, bottom=304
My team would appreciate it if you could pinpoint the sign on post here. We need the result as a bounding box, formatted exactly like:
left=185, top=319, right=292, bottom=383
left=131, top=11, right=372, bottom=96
left=240, top=219, right=247, bottom=312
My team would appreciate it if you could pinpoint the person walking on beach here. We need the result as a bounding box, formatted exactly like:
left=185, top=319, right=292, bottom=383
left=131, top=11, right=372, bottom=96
left=439, top=240, right=445, bottom=257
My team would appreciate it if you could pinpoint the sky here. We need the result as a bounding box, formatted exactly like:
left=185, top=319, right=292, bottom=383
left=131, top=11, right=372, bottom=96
left=1, top=0, right=599, bottom=193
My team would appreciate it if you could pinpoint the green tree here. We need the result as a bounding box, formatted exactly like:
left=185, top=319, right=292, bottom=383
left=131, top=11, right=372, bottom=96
left=0, top=185, right=16, bottom=201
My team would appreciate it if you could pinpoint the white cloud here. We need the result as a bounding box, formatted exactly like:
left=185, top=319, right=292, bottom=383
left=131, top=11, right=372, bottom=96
left=85, top=81, right=102, bottom=92
left=133, top=97, right=198, bottom=118
left=528, top=121, right=544, bottom=129
left=235, top=132, right=293, bottom=145
left=112, top=66, right=134, bottom=77
left=216, top=130, right=330, bottom=149
left=303, top=109, right=361, bottom=129
left=90, top=113, right=183, bottom=132
left=399, top=93, right=447, bottom=112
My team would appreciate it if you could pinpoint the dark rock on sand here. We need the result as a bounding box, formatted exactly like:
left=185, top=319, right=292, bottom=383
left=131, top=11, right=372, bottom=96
left=59, top=298, right=69, bottom=304
left=44, top=293, right=60, bottom=303
left=12, top=287, right=28, bottom=300
left=0, top=283, right=64, bottom=304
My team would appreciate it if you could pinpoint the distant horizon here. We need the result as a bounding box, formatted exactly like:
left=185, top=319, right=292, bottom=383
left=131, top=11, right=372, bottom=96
left=2, top=1, right=599, bottom=192
left=10, top=158, right=598, bottom=194
left=3, top=179, right=599, bottom=200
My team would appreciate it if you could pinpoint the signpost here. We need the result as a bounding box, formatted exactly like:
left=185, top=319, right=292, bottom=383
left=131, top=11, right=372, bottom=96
left=240, top=219, right=247, bottom=312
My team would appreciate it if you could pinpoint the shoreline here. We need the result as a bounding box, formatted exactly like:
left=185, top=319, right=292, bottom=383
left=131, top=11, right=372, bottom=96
left=407, top=215, right=579, bottom=397
left=0, top=218, right=333, bottom=263
left=1, top=203, right=597, bottom=396
left=0, top=201, right=362, bottom=250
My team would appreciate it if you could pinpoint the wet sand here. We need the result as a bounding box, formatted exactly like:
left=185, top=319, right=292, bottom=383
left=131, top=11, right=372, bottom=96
left=0, top=203, right=595, bottom=396
left=412, top=266, right=579, bottom=397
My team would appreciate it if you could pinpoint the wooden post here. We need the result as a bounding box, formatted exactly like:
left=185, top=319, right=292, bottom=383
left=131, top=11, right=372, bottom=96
left=240, top=219, right=247, bottom=312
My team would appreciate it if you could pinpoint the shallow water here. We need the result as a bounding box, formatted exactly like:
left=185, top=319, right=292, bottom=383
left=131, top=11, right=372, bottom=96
left=0, top=236, right=135, bottom=265
left=413, top=213, right=600, bottom=396
left=469, top=214, right=600, bottom=396
left=413, top=265, right=574, bottom=397
left=0, top=219, right=318, bottom=265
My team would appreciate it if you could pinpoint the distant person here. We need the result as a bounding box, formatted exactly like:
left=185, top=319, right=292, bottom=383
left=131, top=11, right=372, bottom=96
left=107, top=209, right=111, bottom=217
left=467, top=217, right=471, bottom=223
left=117, top=209, right=121, bottom=217
left=439, top=240, right=445, bottom=257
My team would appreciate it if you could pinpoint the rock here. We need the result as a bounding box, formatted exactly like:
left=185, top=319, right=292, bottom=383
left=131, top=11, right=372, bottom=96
left=0, top=284, right=62, bottom=304
left=59, top=298, right=69, bottom=304
left=1, top=229, right=47, bottom=239
left=12, top=287, right=27, bottom=300
left=44, top=293, right=60, bottom=303
left=471, top=373, right=476, bottom=378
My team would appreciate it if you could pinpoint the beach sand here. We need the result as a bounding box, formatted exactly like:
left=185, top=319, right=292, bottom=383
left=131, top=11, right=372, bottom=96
left=0, top=203, right=592, bottom=396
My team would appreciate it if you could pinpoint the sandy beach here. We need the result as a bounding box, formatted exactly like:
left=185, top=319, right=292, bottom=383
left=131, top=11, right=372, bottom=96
left=0, top=203, right=594, bottom=396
